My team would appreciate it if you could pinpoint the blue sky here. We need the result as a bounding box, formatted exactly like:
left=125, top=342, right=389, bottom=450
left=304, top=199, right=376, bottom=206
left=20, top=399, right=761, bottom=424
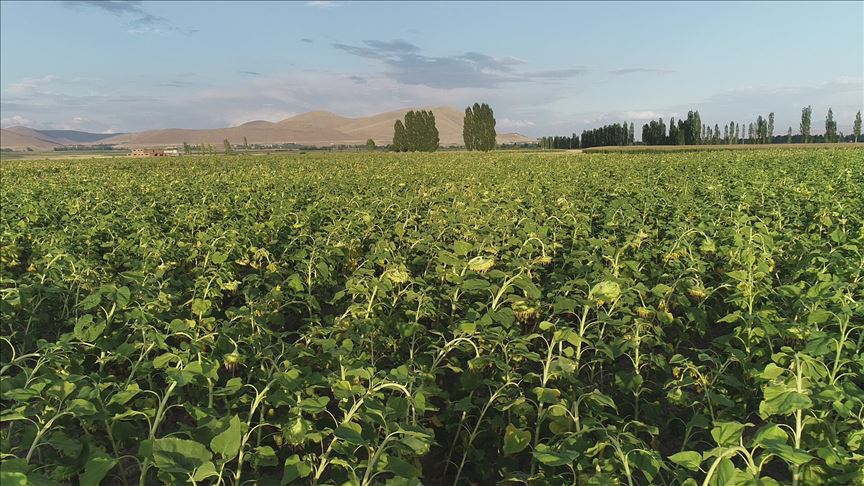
left=1, top=1, right=861, bottom=137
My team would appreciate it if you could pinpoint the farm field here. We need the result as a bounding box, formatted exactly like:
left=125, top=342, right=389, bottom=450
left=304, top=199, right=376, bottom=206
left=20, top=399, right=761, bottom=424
left=1, top=149, right=863, bottom=485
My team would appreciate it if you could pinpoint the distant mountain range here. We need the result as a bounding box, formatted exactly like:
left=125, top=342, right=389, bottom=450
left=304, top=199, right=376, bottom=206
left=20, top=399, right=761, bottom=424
left=0, top=106, right=532, bottom=150
left=0, top=127, right=123, bottom=149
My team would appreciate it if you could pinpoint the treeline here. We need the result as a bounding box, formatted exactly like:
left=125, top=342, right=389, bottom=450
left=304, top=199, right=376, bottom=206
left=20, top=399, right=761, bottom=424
left=539, top=134, right=579, bottom=149
left=541, top=107, right=861, bottom=148
left=642, top=107, right=861, bottom=145
left=538, top=122, right=637, bottom=149
left=581, top=123, right=634, bottom=149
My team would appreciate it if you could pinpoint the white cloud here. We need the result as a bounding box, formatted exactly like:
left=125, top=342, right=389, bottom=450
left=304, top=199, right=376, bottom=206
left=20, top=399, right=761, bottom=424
left=5, top=75, right=59, bottom=94
left=306, top=1, right=339, bottom=8
left=620, top=111, right=663, bottom=120
left=498, top=118, right=536, bottom=129
left=1, top=115, right=34, bottom=127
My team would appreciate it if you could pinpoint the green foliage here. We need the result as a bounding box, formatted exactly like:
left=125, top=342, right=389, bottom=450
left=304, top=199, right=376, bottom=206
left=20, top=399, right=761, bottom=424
left=392, top=110, right=438, bottom=152
left=854, top=111, right=862, bottom=142
left=365, top=138, right=376, bottom=151
left=825, top=108, right=837, bottom=143
left=800, top=105, right=812, bottom=142
left=1, top=149, right=863, bottom=485
left=463, top=102, right=496, bottom=151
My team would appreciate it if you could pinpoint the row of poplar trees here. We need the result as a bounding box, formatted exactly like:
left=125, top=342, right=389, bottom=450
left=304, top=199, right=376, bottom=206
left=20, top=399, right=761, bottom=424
left=392, top=110, right=440, bottom=152
left=463, top=103, right=496, bottom=151
left=391, top=103, right=498, bottom=152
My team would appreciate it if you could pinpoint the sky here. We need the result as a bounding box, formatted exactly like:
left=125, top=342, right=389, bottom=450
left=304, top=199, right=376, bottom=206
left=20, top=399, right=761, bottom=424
left=1, top=0, right=862, bottom=137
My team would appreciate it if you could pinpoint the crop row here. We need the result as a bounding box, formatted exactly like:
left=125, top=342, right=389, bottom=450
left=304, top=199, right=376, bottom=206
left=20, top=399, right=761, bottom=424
left=1, top=149, right=863, bottom=485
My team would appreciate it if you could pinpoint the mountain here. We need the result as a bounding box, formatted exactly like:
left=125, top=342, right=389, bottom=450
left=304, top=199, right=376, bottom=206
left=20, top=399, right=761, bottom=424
left=2, top=107, right=533, bottom=149
left=36, top=129, right=122, bottom=144
left=1, top=126, right=121, bottom=147
left=97, top=106, right=531, bottom=147
left=0, top=128, right=63, bottom=149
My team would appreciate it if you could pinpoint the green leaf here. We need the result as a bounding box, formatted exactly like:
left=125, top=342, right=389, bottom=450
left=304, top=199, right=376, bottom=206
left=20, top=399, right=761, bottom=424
left=502, top=424, right=531, bottom=455
left=74, top=315, right=106, bottom=342
left=149, top=437, right=213, bottom=474
left=590, top=281, right=621, bottom=302
left=454, top=241, right=472, bottom=256
left=462, top=279, right=490, bottom=291
left=531, top=443, right=579, bottom=466
left=807, top=309, right=832, bottom=325
left=753, top=424, right=788, bottom=447
left=68, top=399, right=99, bottom=416
left=79, top=292, right=101, bottom=310
left=760, top=363, right=785, bottom=380
left=211, top=415, right=243, bottom=458
left=191, top=298, right=211, bottom=316
left=669, top=451, right=702, bottom=471
left=108, top=384, right=140, bottom=406
left=764, top=443, right=814, bottom=466
left=113, top=286, right=131, bottom=309
left=710, top=457, right=736, bottom=486
left=282, top=454, right=312, bottom=484
left=0, top=472, right=27, bottom=486
left=334, top=423, right=366, bottom=445
left=299, top=396, right=330, bottom=413
left=759, top=384, right=812, bottom=418
left=711, top=421, right=748, bottom=447
left=533, top=387, right=561, bottom=404
left=191, top=461, right=218, bottom=481
left=386, top=456, right=419, bottom=478
left=80, top=453, right=117, bottom=486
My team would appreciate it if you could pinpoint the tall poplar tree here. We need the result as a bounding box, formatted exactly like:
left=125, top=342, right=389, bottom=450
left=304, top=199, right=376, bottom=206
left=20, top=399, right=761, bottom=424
left=767, top=113, right=774, bottom=143
left=854, top=111, right=862, bottom=142
left=825, top=108, right=837, bottom=143
left=800, top=105, right=812, bottom=143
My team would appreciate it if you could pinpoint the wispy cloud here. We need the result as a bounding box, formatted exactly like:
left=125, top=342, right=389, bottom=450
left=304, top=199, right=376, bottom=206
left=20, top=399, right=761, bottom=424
left=5, top=75, right=59, bottom=94
left=610, top=67, right=675, bottom=76
left=240, top=71, right=262, bottom=76
left=301, top=38, right=315, bottom=44
left=332, top=39, right=585, bottom=89
left=63, top=0, right=195, bottom=34
left=498, top=118, right=536, bottom=129
left=620, top=110, right=664, bottom=120
left=306, top=1, right=340, bottom=8
left=1, top=115, right=34, bottom=127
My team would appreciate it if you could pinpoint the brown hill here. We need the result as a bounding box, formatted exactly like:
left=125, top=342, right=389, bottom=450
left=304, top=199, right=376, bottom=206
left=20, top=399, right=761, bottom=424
left=97, top=106, right=530, bottom=147
left=0, top=128, right=63, bottom=149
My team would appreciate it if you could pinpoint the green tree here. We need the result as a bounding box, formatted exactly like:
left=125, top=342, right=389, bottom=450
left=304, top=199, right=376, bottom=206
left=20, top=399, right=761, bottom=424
left=366, top=138, right=376, bottom=151
left=787, top=127, right=793, bottom=144
left=825, top=108, right=837, bottom=143
left=800, top=105, right=812, bottom=143
left=243, top=136, right=249, bottom=150
left=464, top=103, right=496, bottom=151
left=854, top=111, right=862, bottom=142
left=392, top=120, right=407, bottom=152
left=223, top=138, right=233, bottom=154
left=463, top=107, right=475, bottom=150
left=767, top=112, right=774, bottom=143
left=394, top=110, right=438, bottom=152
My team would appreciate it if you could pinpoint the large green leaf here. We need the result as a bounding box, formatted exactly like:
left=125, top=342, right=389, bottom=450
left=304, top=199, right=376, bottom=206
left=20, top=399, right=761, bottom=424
left=759, top=384, right=812, bottom=418
left=149, top=437, right=213, bottom=474
left=211, top=415, right=243, bottom=458
left=79, top=453, right=117, bottom=486
left=668, top=451, right=702, bottom=471
left=503, top=424, right=531, bottom=455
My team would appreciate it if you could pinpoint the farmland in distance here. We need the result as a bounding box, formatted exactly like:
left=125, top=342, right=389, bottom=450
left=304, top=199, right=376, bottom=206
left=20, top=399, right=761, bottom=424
left=1, top=149, right=863, bottom=485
